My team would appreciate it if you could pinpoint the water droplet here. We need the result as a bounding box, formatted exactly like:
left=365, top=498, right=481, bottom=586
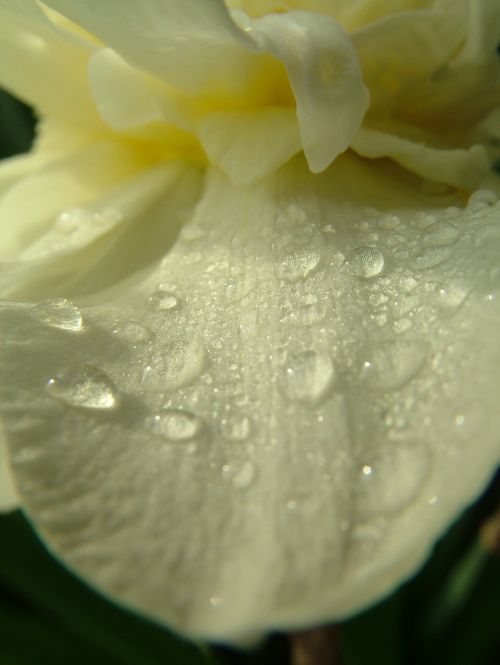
left=468, top=189, right=498, bottom=207
left=357, top=442, right=430, bottom=516
left=32, top=298, right=83, bottom=331
left=279, top=350, right=335, bottom=404
left=412, top=246, right=454, bottom=270
left=55, top=208, right=93, bottom=234
left=47, top=366, right=118, bottom=409
left=434, top=281, right=468, bottom=313
left=112, top=321, right=153, bottom=343
left=275, top=250, right=320, bottom=282
left=153, top=409, right=203, bottom=442
left=346, top=246, right=384, bottom=278
left=148, top=287, right=179, bottom=311
left=220, top=415, right=251, bottom=441
left=281, top=294, right=326, bottom=327
left=360, top=340, right=428, bottom=391
left=422, top=222, right=459, bottom=247
left=286, top=499, right=297, bottom=511
left=232, top=461, right=255, bottom=489
left=393, top=318, right=412, bottom=334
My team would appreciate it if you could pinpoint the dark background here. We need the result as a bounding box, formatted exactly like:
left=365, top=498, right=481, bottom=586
left=0, top=90, right=499, bottom=665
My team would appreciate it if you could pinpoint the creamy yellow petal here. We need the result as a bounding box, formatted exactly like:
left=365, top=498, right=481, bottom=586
left=42, top=0, right=257, bottom=94
left=0, top=0, right=102, bottom=129
left=2, top=157, right=499, bottom=642
left=198, top=107, right=301, bottom=185
left=352, top=127, right=492, bottom=190
left=246, top=10, right=370, bottom=171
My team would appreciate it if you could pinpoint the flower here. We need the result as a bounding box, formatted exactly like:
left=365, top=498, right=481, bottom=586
left=1, top=0, right=500, bottom=645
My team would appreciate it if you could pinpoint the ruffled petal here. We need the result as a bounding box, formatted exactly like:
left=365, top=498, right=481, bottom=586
left=198, top=107, right=301, bottom=185
left=42, top=0, right=257, bottom=94
left=1, top=157, right=499, bottom=642
left=352, top=127, right=492, bottom=190
left=0, top=160, right=202, bottom=300
left=245, top=11, right=370, bottom=171
left=0, top=0, right=101, bottom=129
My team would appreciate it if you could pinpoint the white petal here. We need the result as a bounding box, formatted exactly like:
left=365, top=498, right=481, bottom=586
left=245, top=11, right=370, bottom=171
left=352, top=127, right=492, bottom=189
left=0, top=160, right=202, bottom=300
left=0, top=0, right=101, bottom=129
left=0, top=425, right=18, bottom=512
left=42, top=0, right=257, bottom=94
left=1, top=157, right=499, bottom=642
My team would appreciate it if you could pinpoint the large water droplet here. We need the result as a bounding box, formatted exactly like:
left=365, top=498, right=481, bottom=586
left=279, top=350, right=335, bottom=404
left=32, top=298, right=83, bottom=331
left=275, top=250, right=320, bottom=282
left=47, top=366, right=118, bottom=409
left=357, top=442, right=430, bottom=516
left=153, top=409, right=203, bottom=442
left=422, top=222, right=459, bottom=247
left=346, top=246, right=384, bottom=278
left=360, top=340, right=428, bottom=391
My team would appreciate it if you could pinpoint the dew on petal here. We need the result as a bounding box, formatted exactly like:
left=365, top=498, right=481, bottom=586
left=153, top=409, right=203, bottom=442
left=279, top=350, right=335, bottom=404
left=357, top=442, right=430, bottom=516
left=148, top=287, right=179, bottom=312
left=346, top=246, right=384, bottom=279
left=220, top=415, right=251, bottom=442
left=412, top=246, right=454, bottom=270
left=467, top=189, right=498, bottom=207
left=232, top=461, right=255, bottom=489
left=46, top=366, right=118, bottom=409
left=422, top=221, right=459, bottom=247
left=32, top=298, right=83, bottom=331
left=55, top=208, right=93, bottom=235
left=275, top=250, right=321, bottom=282
left=111, top=321, right=154, bottom=343
left=434, top=281, right=468, bottom=313
left=360, top=340, right=428, bottom=391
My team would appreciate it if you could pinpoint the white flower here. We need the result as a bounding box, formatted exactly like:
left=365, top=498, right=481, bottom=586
left=0, top=0, right=500, bottom=645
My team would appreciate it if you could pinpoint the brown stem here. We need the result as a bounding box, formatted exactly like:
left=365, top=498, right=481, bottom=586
left=290, top=625, right=341, bottom=665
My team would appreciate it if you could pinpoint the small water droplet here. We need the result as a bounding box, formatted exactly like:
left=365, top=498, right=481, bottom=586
left=346, top=246, right=384, bottom=278
left=47, top=366, right=118, bottom=409
left=286, top=499, right=297, bottom=511
left=55, top=208, right=93, bottom=234
left=422, top=222, right=459, bottom=247
left=112, top=321, right=153, bottom=343
left=279, top=350, right=335, bottom=404
left=434, top=281, right=468, bottom=313
left=468, top=189, right=498, bottom=207
left=360, top=340, right=428, bottom=391
left=357, top=442, right=430, bottom=516
left=148, top=287, right=179, bottom=311
left=32, top=298, right=83, bottom=331
left=275, top=250, right=320, bottom=282
left=220, top=415, right=251, bottom=441
left=412, top=246, right=454, bottom=270
left=153, top=409, right=203, bottom=442
left=232, top=461, right=255, bottom=489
